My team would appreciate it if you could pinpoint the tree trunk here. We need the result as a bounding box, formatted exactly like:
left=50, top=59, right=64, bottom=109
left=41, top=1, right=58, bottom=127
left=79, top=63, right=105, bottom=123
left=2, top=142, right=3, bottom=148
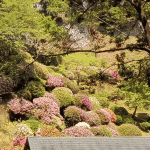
left=132, top=106, right=138, bottom=119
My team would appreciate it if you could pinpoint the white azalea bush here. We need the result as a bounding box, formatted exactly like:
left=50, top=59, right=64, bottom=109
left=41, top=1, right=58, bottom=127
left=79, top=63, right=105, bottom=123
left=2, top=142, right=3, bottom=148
left=75, top=122, right=91, bottom=129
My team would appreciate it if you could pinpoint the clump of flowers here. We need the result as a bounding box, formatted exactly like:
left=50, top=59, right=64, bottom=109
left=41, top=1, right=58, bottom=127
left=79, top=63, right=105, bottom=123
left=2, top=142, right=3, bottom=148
left=32, top=97, right=60, bottom=122
left=89, top=97, right=101, bottom=110
left=12, top=137, right=27, bottom=146
left=100, top=109, right=111, bottom=122
left=75, top=122, right=91, bottom=129
left=44, top=93, right=60, bottom=107
left=109, top=71, right=118, bottom=80
left=104, top=108, right=116, bottom=123
left=62, top=126, right=94, bottom=137
left=46, top=74, right=64, bottom=88
left=74, top=94, right=92, bottom=111
left=107, top=126, right=119, bottom=137
left=15, top=123, right=34, bottom=137
left=7, top=98, right=34, bottom=115
left=84, top=111, right=101, bottom=126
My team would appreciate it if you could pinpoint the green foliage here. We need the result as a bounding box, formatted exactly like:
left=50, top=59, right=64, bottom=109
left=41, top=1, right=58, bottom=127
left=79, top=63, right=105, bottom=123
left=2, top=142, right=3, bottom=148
left=63, top=78, right=79, bottom=94
left=139, top=122, right=150, bottom=132
left=26, top=81, right=46, bottom=99
left=121, top=115, right=136, bottom=125
left=116, top=115, right=123, bottom=125
left=110, top=105, right=128, bottom=116
left=22, top=119, right=42, bottom=133
left=91, top=126, right=112, bottom=137
left=52, top=87, right=75, bottom=107
left=100, top=59, right=107, bottom=68
left=17, top=89, right=32, bottom=101
left=118, top=124, right=142, bottom=136
left=62, top=53, right=100, bottom=70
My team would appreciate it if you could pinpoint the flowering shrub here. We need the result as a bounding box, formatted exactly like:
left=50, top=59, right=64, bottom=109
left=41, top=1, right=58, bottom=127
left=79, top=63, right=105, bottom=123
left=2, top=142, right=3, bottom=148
left=93, top=109, right=110, bottom=125
left=40, top=124, right=61, bottom=137
left=52, top=87, right=74, bottom=107
left=75, top=122, right=91, bottom=129
left=32, top=97, right=60, bottom=122
left=46, top=74, right=64, bottom=88
left=7, top=98, right=34, bottom=115
left=15, top=123, right=34, bottom=137
left=84, top=111, right=101, bottom=126
left=100, top=109, right=111, bottom=122
left=61, top=126, right=94, bottom=137
left=104, top=108, right=116, bottom=123
left=12, top=137, right=27, bottom=146
left=44, top=93, right=60, bottom=107
left=74, top=94, right=92, bottom=111
left=109, top=71, right=119, bottom=80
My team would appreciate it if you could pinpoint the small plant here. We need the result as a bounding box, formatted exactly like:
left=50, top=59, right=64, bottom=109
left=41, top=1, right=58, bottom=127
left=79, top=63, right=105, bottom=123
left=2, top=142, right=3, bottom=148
left=118, top=124, right=142, bottom=136
left=62, top=126, right=94, bottom=137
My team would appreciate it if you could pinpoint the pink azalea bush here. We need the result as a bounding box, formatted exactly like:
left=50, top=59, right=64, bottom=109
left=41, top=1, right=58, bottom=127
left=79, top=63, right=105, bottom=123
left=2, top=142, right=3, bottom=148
left=61, top=126, right=94, bottom=137
left=44, top=93, right=60, bottom=107
left=100, top=109, right=111, bottom=122
left=12, top=137, right=27, bottom=146
left=84, top=111, right=101, bottom=126
left=7, top=98, right=34, bottom=115
left=46, top=74, right=64, bottom=88
left=74, top=94, right=92, bottom=111
left=107, top=126, right=119, bottom=137
left=109, top=71, right=118, bottom=80
left=32, top=97, right=60, bottom=123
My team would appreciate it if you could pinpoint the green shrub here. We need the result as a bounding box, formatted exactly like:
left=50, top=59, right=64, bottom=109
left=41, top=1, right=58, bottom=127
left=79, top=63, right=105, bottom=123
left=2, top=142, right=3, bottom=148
left=122, top=115, right=135, bottom=124
left=63, top=70, right=75, bottom=80
left=139, top=122, right=150, bottom=131
left=110, top=105, right=128, bottom=115
left=17, top=89, right=32, bottom=101
left=52, top=87, right=74, bottom=107
left=63, top=78, right=79, bottom=94
left=116, top=115, right=123, bottom=125
left=91, top=126, right=113, bottom=137
left=22, top=119, right=42, bottom=133
left=26, top=81, right=46, bottom=98
left=99, top=97, right=110, bottom=108
left=118, top=124, right=142, bottom=136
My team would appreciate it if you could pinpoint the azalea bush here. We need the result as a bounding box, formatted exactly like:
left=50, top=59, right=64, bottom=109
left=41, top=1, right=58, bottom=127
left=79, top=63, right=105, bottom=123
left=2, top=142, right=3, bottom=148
left=44, top=93, right=61, bottom=107
left=61, top=126, right=94, bottom=137
left=12, top=137, right=27, bottom=147
left=7, top=98, right=34, bottom=115
left=109, top=70, right=119, bottom=80
left=46, top=74, right=64, bottom=89
left=75, top=122, right=91, bottom=129
left=52, top=87, right=74, bottom=107
left=32, top=97, right=60, bottom=122
left=104, top=108, right=116, bottom=123
left=74, top=94, right=92, bottom=111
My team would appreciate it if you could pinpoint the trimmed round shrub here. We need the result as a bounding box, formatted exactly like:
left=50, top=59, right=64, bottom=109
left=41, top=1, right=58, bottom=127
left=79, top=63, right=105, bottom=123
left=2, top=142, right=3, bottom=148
left=122, top=115, right=135, bottom=124
left=91, top=126, right=113, bottom=137
left=64, top=106, right=85, bottom=127
left=104, top=108, right=116, bottom=123
left=52, top=87, right=74, bottom=107
left=89, top=97, right=101, bottom=110
left=139, top=122, right=150, bottom=131
left=40, top=124, right=61, bottom=137
left=73, top=96, right=82, bottom=107
left=26, top=81, right=46, bottom=98
left=93, top=109, right=110, bottom=125
left=32, top=97, right=60, bottom=122
left=61, top=126, right=94, bottom=137
left=118, top=124, right=142, bottom=136
left=64, top=70, right=75, bottom=80
left=7, top=98, right=34, bottom=115
left=116, top=115, right=123, bottom=125
left=46, top=74, right=64, bottom=89
left=84, top=111, right=101, bottom=126
left=63, top=78, right=79, bottom=94
left=44, top=93, right=60, bottom=107
left=110, top=105, right=128, bottom=115
left=22, top=119, right=42, bottom=133
left=75, top=122, right=91, bottom=129
left=74, top=94, right=92, bottom=111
